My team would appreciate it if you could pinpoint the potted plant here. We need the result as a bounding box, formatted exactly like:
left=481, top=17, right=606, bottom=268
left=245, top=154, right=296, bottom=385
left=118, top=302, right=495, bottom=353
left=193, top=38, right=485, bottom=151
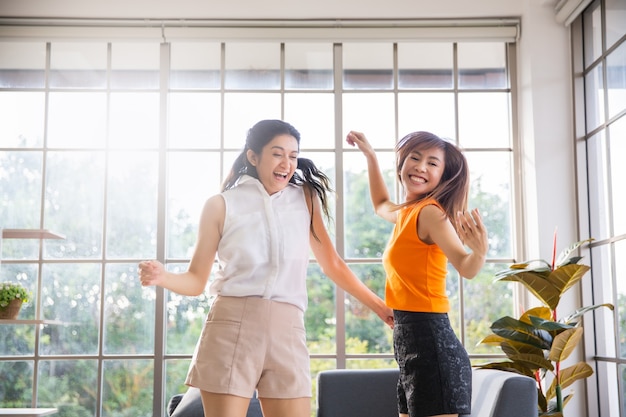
left=478, top=236, right=614, bottom=417
left=0, top=281, right=31, bottom=319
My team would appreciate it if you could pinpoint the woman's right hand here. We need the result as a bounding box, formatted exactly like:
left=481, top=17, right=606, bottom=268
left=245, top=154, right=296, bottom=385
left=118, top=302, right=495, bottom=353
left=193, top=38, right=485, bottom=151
left=138, top=260, right=166, bottom=287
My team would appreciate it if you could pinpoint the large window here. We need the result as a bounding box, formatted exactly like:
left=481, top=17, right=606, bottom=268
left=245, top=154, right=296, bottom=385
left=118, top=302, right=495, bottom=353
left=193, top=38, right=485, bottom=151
left=573, top=1, right=626, bottom=416
left=0, top=20, right=519, bottom=417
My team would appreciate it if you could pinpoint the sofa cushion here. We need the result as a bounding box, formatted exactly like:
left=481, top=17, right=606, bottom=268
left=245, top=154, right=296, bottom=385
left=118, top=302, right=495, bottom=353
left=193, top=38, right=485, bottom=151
left=168, top=387, right=262, bottom=417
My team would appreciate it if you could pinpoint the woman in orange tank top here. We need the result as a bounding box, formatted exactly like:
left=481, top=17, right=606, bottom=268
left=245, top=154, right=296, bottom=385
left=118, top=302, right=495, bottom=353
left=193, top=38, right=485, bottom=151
left=347, top=130, right=489, bottom=417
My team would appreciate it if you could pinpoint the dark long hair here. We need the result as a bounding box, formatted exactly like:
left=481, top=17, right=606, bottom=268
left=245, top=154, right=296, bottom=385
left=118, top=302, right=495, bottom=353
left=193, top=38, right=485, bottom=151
left=395, top=131, right=469, bottom=230
left=222, top=119, right=333, bottom=239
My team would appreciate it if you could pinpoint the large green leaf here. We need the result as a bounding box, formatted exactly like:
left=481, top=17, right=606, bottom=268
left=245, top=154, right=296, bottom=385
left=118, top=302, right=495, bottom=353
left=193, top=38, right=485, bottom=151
left=545, top=362, right=593, bottom=400
left=500, top=340, right=545, bottom=358
left=548, top=263, right=590, bottom=294
left=498, top=271, right=561, bottom=309
left=476, top=361, right=535, bottom=378
left=529, top=316, right=574, bottom=332
left=554, top=238, right=593, bottom=267
left=560, top=303, right=615, bottom=326
left=508, top=353, right=554, bottom=371
left=491, top=316, right=553, bottom=350
left=520, top=306, right=552, bottom=324
left=548, top=327, right=583, bottom=362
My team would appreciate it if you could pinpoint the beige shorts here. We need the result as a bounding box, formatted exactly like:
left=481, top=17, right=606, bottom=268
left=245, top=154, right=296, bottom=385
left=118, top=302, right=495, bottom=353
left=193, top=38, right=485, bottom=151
left=185, top=295, right=311, bottom=399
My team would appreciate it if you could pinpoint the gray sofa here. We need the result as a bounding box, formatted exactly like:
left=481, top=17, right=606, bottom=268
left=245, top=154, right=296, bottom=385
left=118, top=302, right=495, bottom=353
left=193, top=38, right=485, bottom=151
left=316, top=368, right=538, bottom=417
left=167, top=367, right=537, bottom=417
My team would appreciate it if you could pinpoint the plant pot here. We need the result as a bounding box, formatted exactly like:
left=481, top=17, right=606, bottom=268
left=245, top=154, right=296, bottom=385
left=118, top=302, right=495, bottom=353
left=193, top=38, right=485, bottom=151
left=0, top=299, right=23, bottom=319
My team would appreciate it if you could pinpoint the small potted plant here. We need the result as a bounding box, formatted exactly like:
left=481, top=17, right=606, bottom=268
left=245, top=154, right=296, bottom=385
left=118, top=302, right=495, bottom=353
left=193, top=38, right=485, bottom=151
left=0, top=281, right=31, bottom=319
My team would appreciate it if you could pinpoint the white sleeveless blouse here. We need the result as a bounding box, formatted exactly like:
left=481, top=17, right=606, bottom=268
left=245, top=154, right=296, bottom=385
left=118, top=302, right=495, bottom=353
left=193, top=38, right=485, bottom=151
left=208, top=175, right=311, bottom=311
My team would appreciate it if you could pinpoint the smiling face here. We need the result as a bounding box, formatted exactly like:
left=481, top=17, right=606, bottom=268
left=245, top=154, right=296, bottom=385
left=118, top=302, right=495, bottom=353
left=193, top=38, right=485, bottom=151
left=399, top=146, right=446, bottom=201
left=247, top=134, right=299, bottom=195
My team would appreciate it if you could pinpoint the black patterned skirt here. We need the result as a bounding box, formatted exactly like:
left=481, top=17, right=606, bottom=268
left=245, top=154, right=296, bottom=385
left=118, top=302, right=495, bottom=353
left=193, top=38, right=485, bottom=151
left=393, top=310, right=472, bottom=417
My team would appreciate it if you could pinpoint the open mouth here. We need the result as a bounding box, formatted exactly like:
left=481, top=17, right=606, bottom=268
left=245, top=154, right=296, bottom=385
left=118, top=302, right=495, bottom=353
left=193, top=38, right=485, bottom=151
left=274, top=171, right=289, bottom=180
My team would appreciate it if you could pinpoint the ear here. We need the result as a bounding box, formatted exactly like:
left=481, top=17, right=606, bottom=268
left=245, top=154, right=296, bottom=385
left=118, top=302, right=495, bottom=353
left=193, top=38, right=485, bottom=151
left=246, top=149, right=257, bottom=167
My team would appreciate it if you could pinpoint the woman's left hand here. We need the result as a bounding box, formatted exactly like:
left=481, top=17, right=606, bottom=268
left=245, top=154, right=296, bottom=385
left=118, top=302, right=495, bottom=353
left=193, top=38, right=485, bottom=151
left=456, top=208, right=488, bottom=258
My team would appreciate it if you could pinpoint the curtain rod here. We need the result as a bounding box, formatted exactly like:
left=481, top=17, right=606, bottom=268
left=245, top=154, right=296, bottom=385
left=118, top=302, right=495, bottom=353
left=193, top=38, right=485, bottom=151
left=0, top=16, right=520, bottom=29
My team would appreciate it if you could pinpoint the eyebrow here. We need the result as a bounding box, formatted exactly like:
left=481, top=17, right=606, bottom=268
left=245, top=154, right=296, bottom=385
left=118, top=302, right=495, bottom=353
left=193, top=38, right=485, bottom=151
left=412, top=150, right=442, bottom=162
left=271, top=145, right=299, bottom=154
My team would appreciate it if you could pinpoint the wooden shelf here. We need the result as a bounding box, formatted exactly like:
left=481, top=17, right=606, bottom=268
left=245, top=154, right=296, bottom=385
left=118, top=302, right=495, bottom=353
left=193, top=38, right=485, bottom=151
left=0, top=319, right=66, bottom=325
left=0, top=408, right=58, bottom=416
left=1, top=229, right=65, bottom=240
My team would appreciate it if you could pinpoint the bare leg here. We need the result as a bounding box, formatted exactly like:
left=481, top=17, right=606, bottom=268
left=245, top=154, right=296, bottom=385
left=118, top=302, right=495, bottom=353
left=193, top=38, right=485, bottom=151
left=259, top=397, right=310, bottom=417
left=199, top=391, right=252, bottom=417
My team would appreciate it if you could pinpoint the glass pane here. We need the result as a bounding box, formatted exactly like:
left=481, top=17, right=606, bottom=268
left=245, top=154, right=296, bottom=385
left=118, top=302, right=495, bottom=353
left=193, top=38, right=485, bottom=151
left=0, top=151, right=42, bottom=233
left=167, top=152, right=221, bottom=259
left=398, top=92, right=455, bottom=140
left=583, top=1, right=603, bottom=67
left=49, top=42, right=107, bottom=89
left=343, top=43, right=393, bottom=89
left=0, top=263, right=38, bottom=321
left=596, top=361, right=621, bottom=416
left=585, top=63, right=605, bottom=133
left=609, top=116, right=626, bottom=236
left=224, top=42, right=280, bottom=90
left=606, top=41, right=626, bottom=120
left=306, top=263, right=336, bottom=355
left=343, top=151, right=395, bottom=258
left=170, top=42, right=221, bottom=90
left=591, top=244, right=616, bottom=357
left=458, top=92, right=511, bottom=148
left=47, top=92, right=107, bottom=148
left=398, top=42, right=453, bottom=89
left=165, top=359, right=192, bottom=408
left=0, top=92, right=45, bottom=147
left=222, top=93, right=281, bottom=147
left=165, top=264, right=211, bottom=355
left=44, top=151, right=105, bottom=259
left=107, top=151, right=159, bottom=259
left=587, top=131, right=611, bottom=241
left=0, top=41, right=46, bottom=88
left=0, top=268, right=37, bottom=355
left=342, top=93, right=395, bottom=148
left=168, top=92, right=221, bottom=149
left=285, top=43, right=333, bottom=90
left=606, top=0, right=626, bottom=50
left=40, top=263, right=100, bottom=355
left=0, top=361, right=33, bottom=407
left=102, top=359, right=153, bottom=417
left=104, top=263, right=154, bottom=355
left=284, top=93, right=335, bottom=148
left=38, top=359, right=97, bottom=415
left=466, top=152, right=513, bottom=259
left=446, top=268, right=461, bottom=335
left=458, top=42, right=507, bottom=89
left=345, top=264, right=393, bottom=354
left=464, top=263, right=515, bottom=354
left=109, top=92, right=160, bottom=149
left=111, top=42, right=160, bottom=89
left=616, top=239, right=626, bottom=359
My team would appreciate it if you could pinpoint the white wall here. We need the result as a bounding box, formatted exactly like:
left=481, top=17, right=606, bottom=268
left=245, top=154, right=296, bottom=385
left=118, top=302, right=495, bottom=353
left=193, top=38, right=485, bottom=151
left=1, top=0, right=587, bottom=415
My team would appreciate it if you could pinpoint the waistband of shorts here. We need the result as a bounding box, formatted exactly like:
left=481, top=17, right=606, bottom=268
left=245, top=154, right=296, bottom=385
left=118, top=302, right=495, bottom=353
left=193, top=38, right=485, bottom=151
left=393, top=310, right=448, bottom=324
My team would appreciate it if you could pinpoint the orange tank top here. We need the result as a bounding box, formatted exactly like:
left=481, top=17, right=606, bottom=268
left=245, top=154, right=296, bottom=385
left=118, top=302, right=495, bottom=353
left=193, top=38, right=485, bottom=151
left=382, top=199, right=449, bottom=313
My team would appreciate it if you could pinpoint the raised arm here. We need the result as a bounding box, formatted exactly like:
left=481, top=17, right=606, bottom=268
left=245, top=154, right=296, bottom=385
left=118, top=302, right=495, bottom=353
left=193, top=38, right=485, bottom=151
left=306, top=189, right=394, bottom=328
left=138, top=194, right=224, bottom=296
left=419, top=205, right=488, bottom=279
left=346, top=131, right=397, bottom=224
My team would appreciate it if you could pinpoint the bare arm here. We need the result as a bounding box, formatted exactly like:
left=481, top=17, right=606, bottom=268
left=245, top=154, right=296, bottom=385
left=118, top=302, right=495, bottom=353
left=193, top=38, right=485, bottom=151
left=418, top=205, right=488, bottom=279
left=346, top=131, right=397, bottom=224
left=138, top=194, right=224, bottom=295
left=306, top=189, right=394, bottom=327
